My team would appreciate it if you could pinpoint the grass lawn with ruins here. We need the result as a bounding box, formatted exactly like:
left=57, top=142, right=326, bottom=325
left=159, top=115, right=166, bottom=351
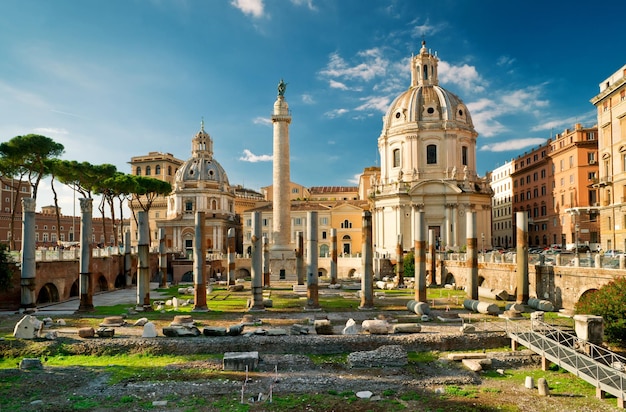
left=0, top=282, right=621, bottom=411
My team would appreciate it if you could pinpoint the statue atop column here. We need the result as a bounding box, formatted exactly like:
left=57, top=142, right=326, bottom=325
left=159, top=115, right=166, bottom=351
left=277, top=79, right=287, bottom=97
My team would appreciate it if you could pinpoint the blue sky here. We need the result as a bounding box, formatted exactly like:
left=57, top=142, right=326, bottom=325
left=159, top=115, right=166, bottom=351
left=0, top=0, right=624, bottom=216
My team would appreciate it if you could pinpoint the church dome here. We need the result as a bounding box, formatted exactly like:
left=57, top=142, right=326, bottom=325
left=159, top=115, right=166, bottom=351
left=381, top=41, right=474, bottom=133
left=175, top=122, right=230, bottom=187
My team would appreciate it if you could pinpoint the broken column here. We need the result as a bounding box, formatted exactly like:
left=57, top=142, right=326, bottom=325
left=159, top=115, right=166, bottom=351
left=306, top=211, right=320, bottom=310
left=77, top=198, right=94, bottom=312
left=428, top=228, right=436, bottom=285
left=158, top=228, right=167, bottom=288
left=395, top=234, right=404, bottom=286
left=227, top=228, right=236, bottom=286
left=466, top=211, right=478, bottom=300
left=124, top=230, right=132, bottom=286
left=136, top=210, right=151, bottom=311
left=330, top=228, right=337, bottom=285
left=516, top=211, right=529, bottom=304
left=263, top=235, right=270, bottom=287
left=359, top=210, right=374, bottom=310
left=296, top=231, right=304, bottom=285
left=20, top=198, right=36, bottom=309
left=249, top=211, right=264, bottom=311
left=193, top=211, right=208, bottom=312
left=414, top=210, right=427, bottom=302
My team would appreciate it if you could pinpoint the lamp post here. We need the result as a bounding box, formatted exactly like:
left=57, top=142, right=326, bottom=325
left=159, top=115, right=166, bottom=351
left=481, top=232, right=485, bottom=257
left=575, top=223, right=580, bottom=261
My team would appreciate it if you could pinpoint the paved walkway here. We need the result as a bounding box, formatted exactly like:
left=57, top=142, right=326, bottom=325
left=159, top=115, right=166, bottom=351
left=5, top=283, right=168, bottom=316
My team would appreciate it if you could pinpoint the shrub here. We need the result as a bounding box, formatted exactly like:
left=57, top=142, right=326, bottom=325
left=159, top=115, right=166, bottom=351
left=575, top=277, right=626, bottom=343
left=403, top=251, right=414, bottom=278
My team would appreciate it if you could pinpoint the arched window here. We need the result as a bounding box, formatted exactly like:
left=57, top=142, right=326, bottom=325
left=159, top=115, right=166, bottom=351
left=319, top=244, right=329, bottom=257
left=136, top=166, right=141, bottom=176
left=155, top=165, right=161, bottom=175
left=342, top=235, right=351, bottom=254
left=392, top=148, right=401, bottom=168
left=426, top=145, right=437, bottom=164
left=211, top=199, right=218, bottom=210
left=461, top=146, right=468, bottom=166
left=145, top=166, right=151, bottom=176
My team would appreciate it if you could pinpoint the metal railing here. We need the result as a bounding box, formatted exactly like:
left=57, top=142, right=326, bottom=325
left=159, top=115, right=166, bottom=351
left=507, top=319, right=626, bottom=401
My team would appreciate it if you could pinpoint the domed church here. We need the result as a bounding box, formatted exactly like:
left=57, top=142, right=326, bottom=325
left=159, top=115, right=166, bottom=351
left=371, top=41, right=492, bottom=255
left=157, top=120, right=237, bottom=256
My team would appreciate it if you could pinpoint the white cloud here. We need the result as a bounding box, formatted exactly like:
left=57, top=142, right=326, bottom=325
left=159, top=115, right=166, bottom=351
left=324, top=108, right=349, bottom=118
left=347, top=173, right=360, bottom=185
left=409, top=18, right=447, bottom=38
left=290, top=0, right=316, bottom=10
left=480, top=138, right=547, bottom=152
left=301, top=94, right=315, bottom=104
left=230, top=0, right=265, bottom=18
left=328, top=140, right=335, bottom=145
left=531, top=111, right=597, bottom=133
left=253, top=116, right=271, bottom=126
left=239, top=149, right=272, bottom=162
left=355, top=96, right=390, bottom=113
left=439, top=60, right=486, bottom=93
left=319, top=49, right=387, bottom=82
left=33, top=127, right=69, bottom=137
left=497, top=55, right=516, bottom=67
left=329, top=79, right=349, bottom=90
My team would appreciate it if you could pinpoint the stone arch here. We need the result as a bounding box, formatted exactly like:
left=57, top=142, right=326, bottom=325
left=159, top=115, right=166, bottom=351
left=236, top=267, right=251, bottom=280
left=444, top=272, right=456, bottom=285
left=181, top=271, right=193, bottom=283
left=69, top=279, right=79, bottom=298
left=578, top=288, right=599, bottom=305
left=477, top=275, right=485, bottom=286
left=318, top=267, right=328, bottom=278
left=347, top=268, right=357, bottom=278
left=37, top=283, right=59, bottom=304
left=95, top=275, right=108, bottom=292
left=114, top=274, right=126, bottom=288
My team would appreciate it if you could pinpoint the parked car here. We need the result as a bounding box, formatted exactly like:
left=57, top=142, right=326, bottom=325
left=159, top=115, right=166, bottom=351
left=604, top=250, right=625, bottom=257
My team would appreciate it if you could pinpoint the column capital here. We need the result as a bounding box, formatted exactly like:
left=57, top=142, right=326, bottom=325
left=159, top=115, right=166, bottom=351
left=21, top=197, right=36, bottom=213
left=79, top=197, right=93, bottom=214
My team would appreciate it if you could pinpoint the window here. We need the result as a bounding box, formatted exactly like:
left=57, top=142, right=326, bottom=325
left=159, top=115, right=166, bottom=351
left=541, top=169, right=546, bottom=178
left=533, top=172, right=538, bottom=181
left=292, top=188, right=299, bottom=194
left=320, top=217, right=328, bottom=225
left=393, top=148, right=401, bottom=168
left=168, top=166, right=172, bottom=175
left=185, top=201, right=193, bottom=211
left=155, top=165, right=161, bottom=175
left=426, top=145, right=437, bottom=164
left=570, top=174, right=574, bottom=184
left=461, top=146, right=468, bottom=166
left=145, top=166, right=151, bottom=176
left=560, top=159, right=564, bottom=171
left=263, top=218, right=270, bottom=226
left=341, top=219, right=352, bottom=229
left=293, top=218, right=301, bottom=226
left=322, top=231, right=327, bottom=239
left=43, top=233, right=48, bottom=242
left=136, top=166, right=141, bottom=175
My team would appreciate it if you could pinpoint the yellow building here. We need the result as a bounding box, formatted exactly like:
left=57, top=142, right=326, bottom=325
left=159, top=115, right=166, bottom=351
left=591, top=64, right=626, bottom=251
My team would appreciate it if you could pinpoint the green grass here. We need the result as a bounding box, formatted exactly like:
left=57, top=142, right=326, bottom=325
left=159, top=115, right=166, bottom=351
left=307, top=353, right=347, bottom=365
left=408, top=351, right=438, bottom=363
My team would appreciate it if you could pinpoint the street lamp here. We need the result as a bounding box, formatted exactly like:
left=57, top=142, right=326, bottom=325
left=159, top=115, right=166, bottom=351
left=575, top=223, right=580, bottom=261
left=481, top=232, right=485, bottom=260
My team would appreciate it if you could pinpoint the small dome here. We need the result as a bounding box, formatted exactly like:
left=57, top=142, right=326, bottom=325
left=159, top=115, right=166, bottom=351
left=175, top=122, right=230, bottom=187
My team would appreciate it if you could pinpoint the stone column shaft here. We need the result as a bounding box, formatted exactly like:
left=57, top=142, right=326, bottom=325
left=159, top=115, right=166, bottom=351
left=466, top=211, right=478, bottom=300
left=136, top=210, right=151, bottom=310
left=227, top=228, right=236, bottom=286
left=395, top=234, right=404, bottom=286
left=263, top=235, right=270, bottom=287
left=330, top=228, right=338, bottom=285
left=158, top=228, right=167, bottom=288
left=414, top=211, right=427, bottom=302
left=124, top=230, right=132, bottom=287
left=20, top=198, right=36, bottom=308
left=271, top=94, right=292, bottom=251
left=359, top=211, right=374, bottom=310
left=193, top=211, right=208, bottom=311
left=77, top=198, right=95, bottom=312
left=249, top=211, right=264, bottom=311
left=296, top=231, right=304, bottom=285
left=428, top=229, right=436, bottom=285
left=306, top=211, right=320, bottom=310
left=516, top=212, right=529, bottom=304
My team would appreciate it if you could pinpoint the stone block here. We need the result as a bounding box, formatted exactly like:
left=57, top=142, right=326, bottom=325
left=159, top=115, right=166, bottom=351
left=162, top=326, right=201, bottom=337
left=13, top=315, right=43, bottom=339
left=96, top=327, right=115, bottom=338
left=314, top=319, right=334, bottom=335
left=100, top=316, right=125, bottom=327
left=342, top=318, right=358, bottom=335
left=203, top=327, right=227, bottom=337
left=134, top=317, right=149, bottom=326
left=392, top=323, right=421, bottom=334
left=223, top=351, right=259, bottom=371
left=348, top=345, right=407, bottom=368
left=290, top=324, right=309, bottom=335
left=78, top=327, right=95, bottom=338
left=447, top=353, right=486, bottom=361
left=227, top=324, right=244, bottom=336
left=460, top=324, right=476, bottom=334
left=142, top=322, right=158, bottom=338
left=361, top=319, right=389, bottom=335
left=266, top=328, right=287, bottom=336
left=228, top=284, right=244, bottom=292
left=537, top=377, right=550, bottom=396
left=573, top=314, right=604, bottom=345
left=19, top=358, right=43, bottom=370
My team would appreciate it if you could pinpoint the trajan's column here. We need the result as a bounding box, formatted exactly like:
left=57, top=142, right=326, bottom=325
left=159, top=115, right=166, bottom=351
left=271, top=79, right=292, bottom=252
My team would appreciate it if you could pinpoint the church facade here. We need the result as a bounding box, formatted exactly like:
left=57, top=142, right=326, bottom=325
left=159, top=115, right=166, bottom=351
left=371, top=42, right=492, bottom=256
